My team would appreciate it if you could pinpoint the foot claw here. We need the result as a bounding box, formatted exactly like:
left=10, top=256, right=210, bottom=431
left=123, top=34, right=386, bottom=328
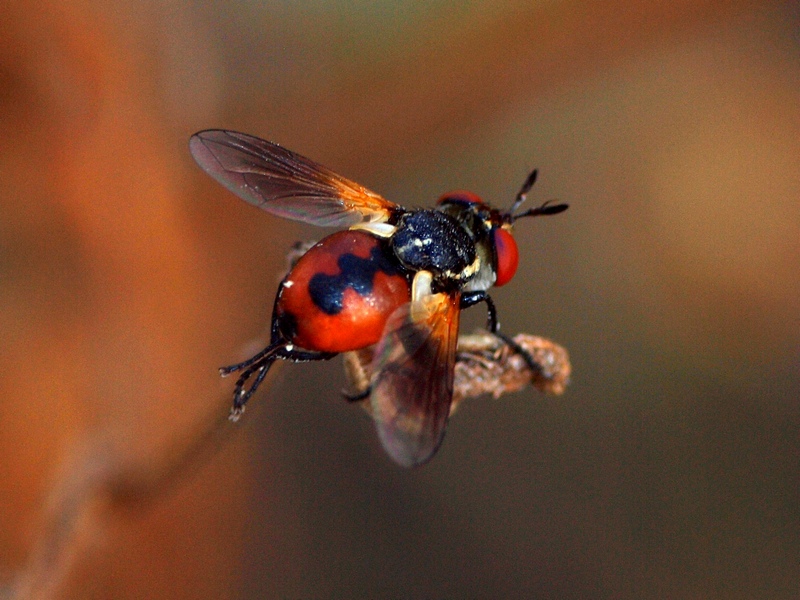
left=229, top=405, right=245, bottom=422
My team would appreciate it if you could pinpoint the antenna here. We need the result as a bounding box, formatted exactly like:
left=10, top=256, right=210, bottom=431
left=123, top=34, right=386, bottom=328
left=506, top=169, right=568, bottom=223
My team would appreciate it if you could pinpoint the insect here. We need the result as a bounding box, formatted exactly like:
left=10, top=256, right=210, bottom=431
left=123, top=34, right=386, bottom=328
left=189, top=129, right=568, bottom=467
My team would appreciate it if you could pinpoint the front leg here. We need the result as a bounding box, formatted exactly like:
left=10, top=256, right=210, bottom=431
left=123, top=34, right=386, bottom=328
left=460, top=291, right=498, bottom=333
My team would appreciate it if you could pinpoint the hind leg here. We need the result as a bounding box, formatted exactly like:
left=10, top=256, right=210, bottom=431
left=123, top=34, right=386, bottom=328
left=222, top=340, right=335, bottom=420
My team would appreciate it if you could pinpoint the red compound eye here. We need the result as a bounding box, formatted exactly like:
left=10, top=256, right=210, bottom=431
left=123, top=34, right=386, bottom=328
left=493, top=227, right=519, bottom=287
left=437, top=190, right=484, bottom=206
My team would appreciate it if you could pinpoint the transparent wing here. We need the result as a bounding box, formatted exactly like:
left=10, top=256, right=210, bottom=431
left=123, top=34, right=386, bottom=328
left=369, top=292, right=461, bottom=467
left=189, top=130, right=396, bottom=228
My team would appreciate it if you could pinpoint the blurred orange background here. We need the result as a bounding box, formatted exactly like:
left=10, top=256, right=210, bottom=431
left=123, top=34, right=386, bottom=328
left=1, top=1, right=798, bottom=598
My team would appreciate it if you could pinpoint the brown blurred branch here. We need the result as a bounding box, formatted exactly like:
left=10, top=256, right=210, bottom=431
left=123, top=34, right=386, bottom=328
left=8, top=406, right=243, bottom=600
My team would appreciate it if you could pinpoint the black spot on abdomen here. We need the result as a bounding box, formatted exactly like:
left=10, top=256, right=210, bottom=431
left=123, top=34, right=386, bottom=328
left=308, top=247, right=402, bottom=315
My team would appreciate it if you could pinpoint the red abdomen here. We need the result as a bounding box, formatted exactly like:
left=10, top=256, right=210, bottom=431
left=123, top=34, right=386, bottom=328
left=275, top=230, right=410, bottom=353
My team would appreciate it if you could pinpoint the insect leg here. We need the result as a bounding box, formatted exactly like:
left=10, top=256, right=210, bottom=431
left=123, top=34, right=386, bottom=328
left=224, top=340, right=336, bottom=420
left=227, top=342, right=286, bottom=420
left=460, top=291, right=498, bottom=333
left=230, top=360, right=274, bottom=420
left=276, top=346, right=336, bottom=362
left=220, top=344, right=280, bottom=376
left=495, top=331, right=544, bottom=377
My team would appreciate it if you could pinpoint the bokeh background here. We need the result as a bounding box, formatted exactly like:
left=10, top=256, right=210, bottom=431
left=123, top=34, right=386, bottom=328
left=1, top=1, right=798, bottom=598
